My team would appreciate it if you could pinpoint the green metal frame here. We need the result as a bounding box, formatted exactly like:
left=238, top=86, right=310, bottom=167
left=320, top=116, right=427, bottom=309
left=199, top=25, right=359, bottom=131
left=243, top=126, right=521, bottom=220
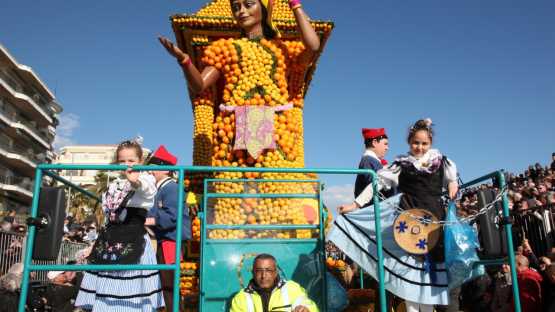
left=199, top=178, right=326, bottom=311
left=355, top=170, right=522, bottom=312
left=20, top=165, right=382, bottom=312
left=18, top=164, right=186, bottom=312
left=18, top=164, right=520, bottom=312
left=460, top=171, right=521, bottom=312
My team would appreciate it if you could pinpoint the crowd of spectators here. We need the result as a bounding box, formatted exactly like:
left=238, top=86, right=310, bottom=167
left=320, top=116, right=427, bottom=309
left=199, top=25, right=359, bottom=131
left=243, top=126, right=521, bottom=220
left=436, top=155, right=555, bottom=312
left=459, top=153, right=555, bottom=217
left=0, top=211, right=91, bottom=311
left=0, top=214, right=93, bottom=311
left=326, top=241, right=346, bottom=260
left=0, top=262, right=23, bottom=309
left=62, top=216, right=98, bottom=243
left=0, top=260, right=83, bottom=312
left=506, top=161, right=555, bottom=212
left=459, top=239, right=555, bottom=312
left=0, top=214, right=96, bottom=273
left=1, top=211, right=98, bottom=244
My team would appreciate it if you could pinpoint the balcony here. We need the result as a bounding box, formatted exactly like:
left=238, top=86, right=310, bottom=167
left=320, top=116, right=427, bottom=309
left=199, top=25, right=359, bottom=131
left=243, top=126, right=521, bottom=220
left=0, top=139, right=38, bottom=176
left=0, top=77, right=53, bottom=126
left=0, top=174, right=32, bottom=191
left=0, top=45, right=60, bottom=117
left=0, top=174, right=33, bottom=203
left=46, top=150, right=55, bottom=161
left=0, top=102, right=51, bottom=149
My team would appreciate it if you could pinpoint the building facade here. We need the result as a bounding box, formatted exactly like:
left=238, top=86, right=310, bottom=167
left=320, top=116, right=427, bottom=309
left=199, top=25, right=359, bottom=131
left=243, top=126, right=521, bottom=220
left=55, top=145, right=151, bottom=186
left=0, top=44, right=62, bottom=214
left=55, top=145, right=118, bottom=186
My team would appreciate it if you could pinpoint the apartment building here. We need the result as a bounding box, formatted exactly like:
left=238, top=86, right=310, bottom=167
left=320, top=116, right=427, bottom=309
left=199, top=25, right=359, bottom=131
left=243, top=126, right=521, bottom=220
left=0, top=44, right=62, bottom=214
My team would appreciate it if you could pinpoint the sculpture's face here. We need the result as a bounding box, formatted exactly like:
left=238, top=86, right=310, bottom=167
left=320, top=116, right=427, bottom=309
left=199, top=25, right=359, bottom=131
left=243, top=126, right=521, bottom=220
left=230, top=0, right=263, bottom=30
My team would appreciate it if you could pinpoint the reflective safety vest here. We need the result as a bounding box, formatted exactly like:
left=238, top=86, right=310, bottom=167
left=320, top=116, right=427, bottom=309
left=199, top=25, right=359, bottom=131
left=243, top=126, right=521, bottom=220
left=230, top=280, right=319, bottom=312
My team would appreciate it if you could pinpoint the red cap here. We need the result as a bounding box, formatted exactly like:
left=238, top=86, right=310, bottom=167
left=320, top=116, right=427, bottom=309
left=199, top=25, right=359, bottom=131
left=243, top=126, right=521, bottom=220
left=149, top=145, right=177, bottom=165
left=362, top=128, right=386, bottom=140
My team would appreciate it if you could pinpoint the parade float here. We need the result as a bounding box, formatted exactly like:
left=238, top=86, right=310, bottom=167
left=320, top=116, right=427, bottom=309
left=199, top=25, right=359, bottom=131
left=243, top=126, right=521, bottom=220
left=168, top=0, right=334, bottom=310
left=14, top=2, right=525, bottom=312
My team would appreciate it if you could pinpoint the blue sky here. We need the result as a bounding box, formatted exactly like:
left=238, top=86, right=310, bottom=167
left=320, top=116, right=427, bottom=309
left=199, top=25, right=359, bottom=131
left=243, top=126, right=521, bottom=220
left=2, top=0, right=554, bottom=208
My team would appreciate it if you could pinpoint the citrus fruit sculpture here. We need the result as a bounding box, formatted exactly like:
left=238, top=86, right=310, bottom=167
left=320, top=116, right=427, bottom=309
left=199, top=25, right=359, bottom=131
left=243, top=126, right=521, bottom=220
left=169, top=0, right=333, bottom=240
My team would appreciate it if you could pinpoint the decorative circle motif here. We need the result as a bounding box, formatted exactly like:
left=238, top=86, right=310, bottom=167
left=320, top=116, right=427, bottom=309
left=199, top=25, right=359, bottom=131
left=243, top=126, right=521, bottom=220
left=393, top=209, right=441, bottom=255
left=236, top=253, right=258, bottom=288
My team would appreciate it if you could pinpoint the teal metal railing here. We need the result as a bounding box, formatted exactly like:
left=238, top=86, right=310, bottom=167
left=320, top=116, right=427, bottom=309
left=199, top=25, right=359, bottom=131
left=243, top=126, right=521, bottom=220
left=20, top=164, right=521, bottom=312
left=18, top=164, right=186, bottom=312
left=20, top=164, right=384, bottom=312
left=200, top=178, right=326, bottom=311
left=460, top=170, right=521, bottom=312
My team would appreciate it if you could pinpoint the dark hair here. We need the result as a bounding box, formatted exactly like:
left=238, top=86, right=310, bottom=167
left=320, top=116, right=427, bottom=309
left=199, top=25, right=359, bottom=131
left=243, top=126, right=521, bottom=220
left=253, top=253, right=276, bottom=268
left=364, top=135, right=388, bottom=149
left=407, top=118, right=434, bottom=144
left=115, top=139, right=143, bottom=162
left=260, top=5, right=277, bottom=39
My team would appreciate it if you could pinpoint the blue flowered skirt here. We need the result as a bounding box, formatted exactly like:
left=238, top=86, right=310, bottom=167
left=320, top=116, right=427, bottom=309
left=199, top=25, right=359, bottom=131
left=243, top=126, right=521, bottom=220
left=327, top=194, right=449, bottom=305
left=75, top=234, right=165, bottom=311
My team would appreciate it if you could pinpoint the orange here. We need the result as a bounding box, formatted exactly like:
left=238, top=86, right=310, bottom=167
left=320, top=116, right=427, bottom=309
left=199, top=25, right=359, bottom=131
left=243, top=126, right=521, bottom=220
left=336, top=260, right=345, bottom=268
left=246, top=214, right=257, bottom=224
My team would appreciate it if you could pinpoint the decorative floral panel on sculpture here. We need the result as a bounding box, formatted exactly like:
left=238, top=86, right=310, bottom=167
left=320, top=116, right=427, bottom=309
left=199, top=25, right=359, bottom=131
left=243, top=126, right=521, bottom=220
left=234, top=106, right=276, bottom=159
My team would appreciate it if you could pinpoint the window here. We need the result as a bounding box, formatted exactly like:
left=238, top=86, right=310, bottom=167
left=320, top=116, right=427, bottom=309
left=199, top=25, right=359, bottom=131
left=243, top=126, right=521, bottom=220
left=64, top=170, right=81, bottom=177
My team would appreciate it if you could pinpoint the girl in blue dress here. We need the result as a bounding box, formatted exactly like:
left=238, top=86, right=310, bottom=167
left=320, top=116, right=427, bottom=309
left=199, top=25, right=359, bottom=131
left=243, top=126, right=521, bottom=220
left=331, top=119, right=458, bottom=312
left=75, top=139, right=164, bottom=311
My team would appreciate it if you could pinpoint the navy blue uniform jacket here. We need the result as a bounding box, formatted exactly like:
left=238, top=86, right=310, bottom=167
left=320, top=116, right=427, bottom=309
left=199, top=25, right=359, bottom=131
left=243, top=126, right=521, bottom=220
left=354, top=155, right=383, bottom=207
left=148, top=178, right=191, bottom=241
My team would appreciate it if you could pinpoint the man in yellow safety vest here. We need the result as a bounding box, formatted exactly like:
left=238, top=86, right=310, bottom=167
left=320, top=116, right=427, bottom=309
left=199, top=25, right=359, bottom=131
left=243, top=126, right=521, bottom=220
left=230, top=253, right=318, bottom=312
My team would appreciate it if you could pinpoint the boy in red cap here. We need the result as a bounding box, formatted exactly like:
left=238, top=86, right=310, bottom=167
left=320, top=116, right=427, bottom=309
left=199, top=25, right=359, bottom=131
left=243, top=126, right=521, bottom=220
left=354, top=128, right=389, bottom=207
left=145, top=145, right=190, bottom=311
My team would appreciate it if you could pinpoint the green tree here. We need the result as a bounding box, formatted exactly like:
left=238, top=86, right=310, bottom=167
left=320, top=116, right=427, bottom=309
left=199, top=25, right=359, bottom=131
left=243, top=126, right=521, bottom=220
left=66, top=171, right=110, bottom=225
left=67, top=190, right=89, bottom=222
left=90, top=171, right=111, bottom=224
